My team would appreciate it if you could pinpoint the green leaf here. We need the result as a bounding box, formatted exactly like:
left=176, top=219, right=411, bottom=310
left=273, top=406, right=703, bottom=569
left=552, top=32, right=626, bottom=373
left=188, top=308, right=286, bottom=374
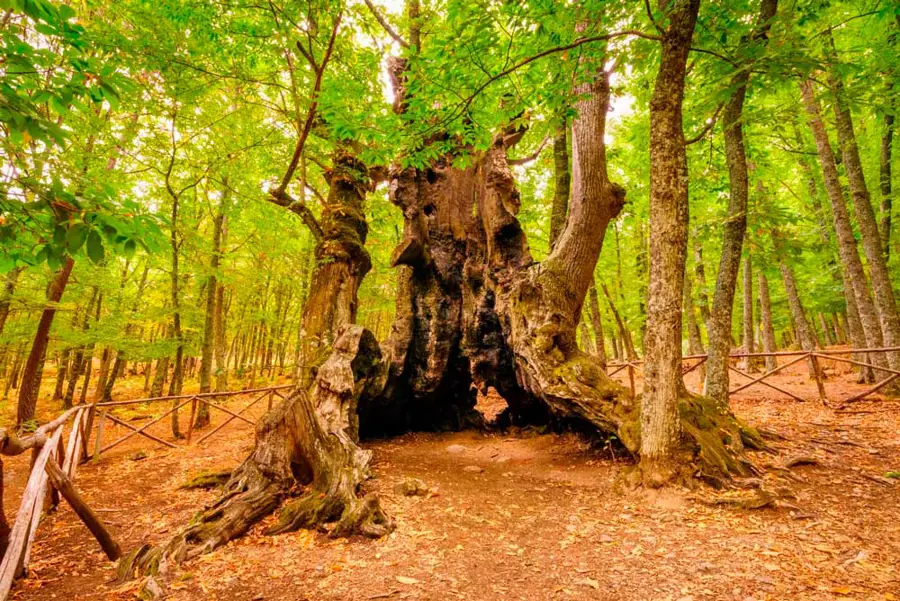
left=66, top=223, right=88, bottom=253
left=86, top=229, right=105, bottom=264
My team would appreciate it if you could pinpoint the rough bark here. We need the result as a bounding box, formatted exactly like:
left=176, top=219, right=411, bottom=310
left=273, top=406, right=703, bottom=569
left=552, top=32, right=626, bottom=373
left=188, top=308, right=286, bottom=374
left=640, top=0, right=702, bottom=482
left=587, top=282, right=607, bottom=370
left=602, top=281, right=636, bottom=360
left=0, top=269, right=20, bottom=339
left=169, top=190, right=184, bottom=438
left=757, top=270, right=777, bottom=371
left=137, top=15, right=763, bottom=574
left=121, top=327, right=392, bottom=577
left=684, top=274, right=704, bottom=356
left=295, top=153, right=372, bottom=387
left=778, top=260, right=818, bottom=370
left=800, top=79, right=889, bottom=376
left=880, top=114, right=894, bottom=260
left=704, top=0, right=778, bottom=405
left=693, top=242, right=711, bottom=333
left=827, top=52, right=900, bottom=374
left=740, top=255, right=757, bottom=372
left=17, top=258, right=75, bottom=426
left=198, top=199, right=227, bottom=428
left=549, top=120, right=570, bottom=250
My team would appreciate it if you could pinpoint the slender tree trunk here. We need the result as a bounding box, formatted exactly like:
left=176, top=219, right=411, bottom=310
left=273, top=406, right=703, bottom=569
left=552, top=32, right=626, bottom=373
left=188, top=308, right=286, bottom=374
left=640, top=0, right=700, bottom=481
left=150, top=355, right=169, bottom=399
left=740, top=255, right=757, bottom=372
left=601, top=281, right=636, bottom=359
left=3, top=344, right=24, bottom=399
left=817, top=313, right=834, bottom=346
left=832, top=312, right=846, bottom=344
left=0, top=269, right=20, bottom=338
left=757, top=270, right=777, bottom=371
left=214, top=275, right=229, bottom=394
left=198, top=198, right=227, bottom=427
left=587, top=282, right=607, bottom=370
left=17, top=257, right=75, bottom=426
left=880, top=114, right=894, bottom=260
left=704, top=0, right=778, bottom=405
left=94, top=346, right=111, bottom=402
left=684, top=275, right=704, bottom=351
left=827, top=51, right=900, bottom=374
left=170, top=191, right=184, bottom=438
left=800, top=79, right=889, bottom=377
left=53, top=348, right=71, bottom=401
left=778, top=259, right=818, bottom=373
left=693, top=242, right=711, bottom=334
left=609, top=326, right=620, bottom=362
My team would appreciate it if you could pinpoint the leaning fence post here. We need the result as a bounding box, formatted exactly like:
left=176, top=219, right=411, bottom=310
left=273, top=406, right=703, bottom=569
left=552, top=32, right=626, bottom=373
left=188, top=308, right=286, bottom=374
left=93, top=410, right=107, bottom=461
left=809, top=353, right=828, bottom=405
left=267, top=389, right=273, bottom=410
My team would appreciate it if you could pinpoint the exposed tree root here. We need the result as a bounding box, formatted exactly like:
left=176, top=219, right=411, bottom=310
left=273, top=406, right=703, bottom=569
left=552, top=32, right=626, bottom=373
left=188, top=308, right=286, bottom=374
left=119, top=327, right=393, bottom=580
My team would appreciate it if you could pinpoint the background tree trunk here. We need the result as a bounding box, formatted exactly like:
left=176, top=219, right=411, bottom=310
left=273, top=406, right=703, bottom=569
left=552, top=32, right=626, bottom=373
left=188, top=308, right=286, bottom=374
left=880, top=114, right=894, bottom=259
left=828, top=49, right=900, bottom=373
left=17, top=257, right=75, bottom=425
left=549, top=121, right=570, bottom=250
left=800, top=79, right=889, bottom=377
left=757, top=270, right=777, bottom=371
left=704, top=0, right=778, bottom=405
left=198, top=199, right=227, bottom=428
left=587, top=282, right=607, bottom=370
left=640, top=0, right=701, bottom=482
left=740, top=255, right=757, bottom=372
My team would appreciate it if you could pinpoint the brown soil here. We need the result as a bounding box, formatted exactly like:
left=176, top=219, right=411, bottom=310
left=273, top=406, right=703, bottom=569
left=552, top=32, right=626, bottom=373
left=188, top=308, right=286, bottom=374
left=4, top=361, right=900, bottom=601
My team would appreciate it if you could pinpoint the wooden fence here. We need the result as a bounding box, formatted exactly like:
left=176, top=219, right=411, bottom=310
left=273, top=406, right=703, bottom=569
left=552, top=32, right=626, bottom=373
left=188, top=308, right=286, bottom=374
left=0, top=383, right=293, bottom=600
left=606, top=346, right=900, bottom=406
left=88, top=384, right=293, bottom=459
left=0, top=348, right=897, bottom=599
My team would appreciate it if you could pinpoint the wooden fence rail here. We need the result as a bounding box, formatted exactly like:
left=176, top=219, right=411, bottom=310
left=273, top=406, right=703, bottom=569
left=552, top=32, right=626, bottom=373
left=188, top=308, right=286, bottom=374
left=605, top=346, right=900, bottom=406
left=0, top=383, right=294, bottom=601
left=0, top=349, right=896, bottom=600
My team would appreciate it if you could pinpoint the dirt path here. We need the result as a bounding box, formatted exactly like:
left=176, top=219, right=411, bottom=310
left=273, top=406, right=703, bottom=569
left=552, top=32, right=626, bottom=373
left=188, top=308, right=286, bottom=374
left=6, top=381, right=900, bottom=601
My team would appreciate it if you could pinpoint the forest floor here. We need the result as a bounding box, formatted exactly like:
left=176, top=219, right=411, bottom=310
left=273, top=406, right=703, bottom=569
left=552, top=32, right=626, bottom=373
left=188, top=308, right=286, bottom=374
left=3, top=357, right=900, bottom=601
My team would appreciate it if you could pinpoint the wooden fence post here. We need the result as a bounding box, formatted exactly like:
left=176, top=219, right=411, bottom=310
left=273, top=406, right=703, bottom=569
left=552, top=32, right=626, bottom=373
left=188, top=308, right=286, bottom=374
left=809, top=353, right=828, bottom=405
left=79, top=405, right=95, bottom=463
left=186, top=398, right=197, bottom=445
left=93, top=410, right=107, bottom=461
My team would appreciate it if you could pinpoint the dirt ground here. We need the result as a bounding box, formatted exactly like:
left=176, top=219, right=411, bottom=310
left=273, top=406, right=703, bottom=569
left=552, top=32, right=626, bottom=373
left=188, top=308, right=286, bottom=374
left=4, top=358, right=900, bottom=601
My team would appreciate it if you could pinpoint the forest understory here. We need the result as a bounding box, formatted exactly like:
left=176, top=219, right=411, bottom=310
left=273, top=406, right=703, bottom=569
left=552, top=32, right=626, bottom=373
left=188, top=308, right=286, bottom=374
left=4, top=365, right=898, bottom=601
